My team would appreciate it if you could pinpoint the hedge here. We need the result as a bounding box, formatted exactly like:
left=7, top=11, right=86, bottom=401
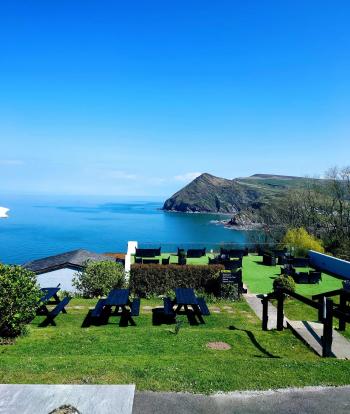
left=129, top=264, right=224, bottom=297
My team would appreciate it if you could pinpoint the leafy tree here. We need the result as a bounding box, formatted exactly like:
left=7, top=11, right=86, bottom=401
left=73, top=260, right=125, bottom=298
left=0, top=264, right=40, bottom=337
left=283, top=227, right=324, bottom=256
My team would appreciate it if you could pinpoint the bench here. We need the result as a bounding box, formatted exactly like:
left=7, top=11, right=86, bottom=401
left=197, top=297, right=210, bottom=316
left=39, top=297, right=71, bottom=326
left=163, top=297, right=175, bottom=316
left=131, top=298, right=141, bottom=316
left=91, top=298, right=107, bottom=318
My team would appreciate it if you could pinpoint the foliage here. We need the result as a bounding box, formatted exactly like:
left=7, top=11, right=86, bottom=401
left=73, top=260, right=125, bottom=298
left=129, top=264, right=224, bottom=297
left=0, top=264, right=40, bottom=337
left=283, top=227, right=325, bottom=256
left=220, top=283, right=240, bottom=300
left=273, top=275, right=296, bottom=293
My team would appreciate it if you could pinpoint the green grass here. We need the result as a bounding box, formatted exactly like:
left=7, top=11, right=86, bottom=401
left=131, top=253, right=215, bottom=265
left=1, top=298, right=350, bottom=392
left=243, top=255, right=343, bottom=295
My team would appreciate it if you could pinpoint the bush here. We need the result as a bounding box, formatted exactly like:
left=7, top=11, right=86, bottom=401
left=283, top=227, right=325, bottom=256
left=129, top=264, right=224, bottom=297
left=0, top=264, right=41, bottom=337
left=273, top=275, right=296, bottom=293
left=73, top=261, right=125, bottom=298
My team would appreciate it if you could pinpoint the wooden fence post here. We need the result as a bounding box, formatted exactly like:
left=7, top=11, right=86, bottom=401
left=338, top=292, right=346, bottom=331
left=322, top=298, right=333, bottom=357
left=276, top=290, right=285, bottom=331
left=261, top=295, right=268, bottom=331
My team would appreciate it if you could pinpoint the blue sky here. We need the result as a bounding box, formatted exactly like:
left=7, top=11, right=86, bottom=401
left=1, top=1, right=349, bottom=197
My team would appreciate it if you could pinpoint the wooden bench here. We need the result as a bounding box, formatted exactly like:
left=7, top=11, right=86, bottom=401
left=91, top=298, right=106, bottom=318
left=197, top=297, right=210, bottom=316
left=39, top=297, right=71, bottom=326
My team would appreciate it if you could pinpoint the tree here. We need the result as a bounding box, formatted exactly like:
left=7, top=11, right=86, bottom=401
left=0, top=264, right=41, bottom=337
left=283, top=228, right=324, bottom=256
left=73, top=260, right=125, bottom=298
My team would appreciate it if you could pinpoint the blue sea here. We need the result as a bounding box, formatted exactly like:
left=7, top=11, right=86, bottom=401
left=0, top=195, right=249, bottom=264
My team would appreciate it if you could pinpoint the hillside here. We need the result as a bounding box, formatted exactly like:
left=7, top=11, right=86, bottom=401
left=163, top=173, right=312, bottom=215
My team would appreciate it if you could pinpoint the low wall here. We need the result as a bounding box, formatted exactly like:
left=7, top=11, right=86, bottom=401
left=309, top=250, right=350, bottom=280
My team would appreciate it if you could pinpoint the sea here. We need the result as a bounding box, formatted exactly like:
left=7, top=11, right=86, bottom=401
left=0, top=195, right=250, bottom=264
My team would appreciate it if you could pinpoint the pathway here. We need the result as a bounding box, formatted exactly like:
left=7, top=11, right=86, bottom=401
left=0, top=384, right=135, bottom=414
left=133, top=386, right=350, bottom=414
left=287, top=320, right=350, bottom=359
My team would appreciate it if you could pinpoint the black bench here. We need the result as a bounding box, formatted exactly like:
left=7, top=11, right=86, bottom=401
left=91, top=298, right=107, bottom=318
left=187, top=248, right=206, bottom=258
left=163, top=297, right=175, bottom=316
left=131, top=298, right=141, bottom=316
left=135, top=248, right=161, bottom=257
left=39, top=296, right=71, bottom=326
left=197, top=297, right=210, bottom=316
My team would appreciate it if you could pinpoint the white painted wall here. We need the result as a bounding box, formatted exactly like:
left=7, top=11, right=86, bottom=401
left=125, top=241, right=138, bottom=275
left=36, top=268, right=78, bottom=292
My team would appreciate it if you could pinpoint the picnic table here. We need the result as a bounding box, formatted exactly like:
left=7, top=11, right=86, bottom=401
left=163, top=288, right=210, bottom=321
left=37, top=286, right=71, bottom=326
left=91, top=289, right=140, bottom=326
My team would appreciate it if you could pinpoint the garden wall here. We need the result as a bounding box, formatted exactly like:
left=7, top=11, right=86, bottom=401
left=309, top=250, right=350, bottom=280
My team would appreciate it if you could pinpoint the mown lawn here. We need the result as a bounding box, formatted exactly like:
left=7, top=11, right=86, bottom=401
left=131, top=253, right=215, bottom=265
left=1, top=298, right=350, bottom=392
left=243, top=255, right=343, bottom=295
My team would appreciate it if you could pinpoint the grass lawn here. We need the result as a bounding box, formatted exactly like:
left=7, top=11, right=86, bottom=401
left=1, top=298, right=350, bottom=392
left=243, top=255, right=343, bottom=295
left=131, top=253, right=215, bottom=265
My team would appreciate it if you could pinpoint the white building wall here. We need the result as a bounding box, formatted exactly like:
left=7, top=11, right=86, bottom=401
left=36, top=268, right=78, bottom=292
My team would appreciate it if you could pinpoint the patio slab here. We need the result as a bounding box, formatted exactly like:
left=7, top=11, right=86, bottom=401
left=0, top=384, right=135, bottom=414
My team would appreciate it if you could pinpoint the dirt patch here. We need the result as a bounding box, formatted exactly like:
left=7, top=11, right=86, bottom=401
left=206, top=341, right=231, bottom=350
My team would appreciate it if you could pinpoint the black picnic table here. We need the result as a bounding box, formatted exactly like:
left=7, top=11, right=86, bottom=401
left=37, top=287, right=64, bottom=314
left=37, top=287, right=71, bottom=326
left=163, top=288, right=210, bottom=321
left=90, top=288, right=140, bottom=326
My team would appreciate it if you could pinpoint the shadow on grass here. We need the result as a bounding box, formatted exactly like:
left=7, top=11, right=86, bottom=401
left=81, top=309, right=136, bottom=328
left=152, top=308, right=204, bottom=326
left=229, top=325, right=281, bottom=358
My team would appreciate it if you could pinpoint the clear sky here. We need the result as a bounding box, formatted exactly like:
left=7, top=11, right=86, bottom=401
left=1, top=1, right=349, bottom=197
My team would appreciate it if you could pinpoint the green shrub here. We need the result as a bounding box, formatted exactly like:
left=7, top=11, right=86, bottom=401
left=73, top=260, right=125, bottom=298
left=129, top=264, right=224, bottom=297
left=273, top=275, right=296, bottom=293
left=0, top=264, right=41, bottom=337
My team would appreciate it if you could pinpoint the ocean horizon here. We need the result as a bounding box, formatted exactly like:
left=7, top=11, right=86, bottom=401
left=0, top=195, right=249, bottom=264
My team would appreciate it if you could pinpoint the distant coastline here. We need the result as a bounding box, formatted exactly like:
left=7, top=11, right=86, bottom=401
left=0, top=207, right=9, bottom=218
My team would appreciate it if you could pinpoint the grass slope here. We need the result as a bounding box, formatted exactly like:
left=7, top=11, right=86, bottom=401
left=1, top=298, right=350, bottom=392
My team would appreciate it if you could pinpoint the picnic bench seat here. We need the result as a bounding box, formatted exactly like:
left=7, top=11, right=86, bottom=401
left=131, top=298, right=141, bottom=316
left=39, top=296, right=71, bottom=326
left=163, top=297, right=175, bottom=316
left=91, top=298, right=107, bottom=318
left=197, top=297, right=210, bottom=315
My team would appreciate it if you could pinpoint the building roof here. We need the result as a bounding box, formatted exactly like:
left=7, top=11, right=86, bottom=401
left=23, top=249, right=115, bottom=274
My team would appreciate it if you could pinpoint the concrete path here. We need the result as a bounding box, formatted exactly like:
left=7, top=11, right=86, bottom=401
left=243, top=293, right=287, bottom=330
left=133, top=386, right=350, bottom=414
left=0, top=384, right=135, bottom=414
left=287, top=320, right=350, bottom=359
